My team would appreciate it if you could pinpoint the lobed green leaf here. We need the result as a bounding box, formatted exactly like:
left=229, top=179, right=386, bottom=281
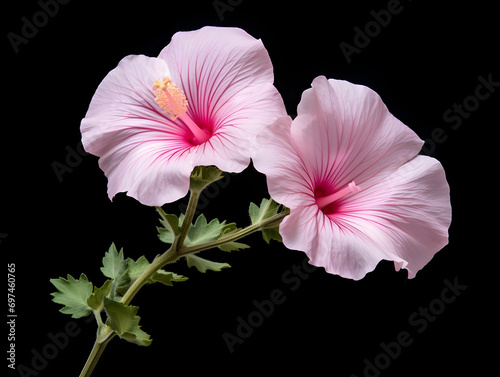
left=218, top=241, right=251, bottom=252
left=184, top=215, right=227, bottom=247
left=249, top=198, right=281, bottom=225
left=249, top=198, right=283, bottom=244
left=118, top=254, right=188, bottom=294
left=156, top=208, right=180, bottom=245
left=101, top=243, right=130, bottom=299
left=50, top=274, right=94, bottom=318
left=151, top=270, right=189, bottom=286
left=185, top=254, right=231, bottom=273
left=103, top=298, right=152, bottom=346
left=87, top=279, right=112, bottom=312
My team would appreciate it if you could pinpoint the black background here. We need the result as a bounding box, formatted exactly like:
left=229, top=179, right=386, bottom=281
left=2, top=1, right=498, bottom=376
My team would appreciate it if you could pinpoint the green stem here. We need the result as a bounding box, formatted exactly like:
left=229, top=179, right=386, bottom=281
left=79, top=246, right=179, bottom=377
left=120, top=245, right=178, bottom=306
left=177, top=189, right=201, bottom=249
left=178, top=207, right=290, bottom=256
left=79, top=189, right=203, bottom=377
left=79, top=327, right=115, bottom=377
left=78, top=190, right=289, bottom=377
left=121, top=189, right=201, bottom=307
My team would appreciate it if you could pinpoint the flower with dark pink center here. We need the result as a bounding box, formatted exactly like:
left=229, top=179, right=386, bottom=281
left=81, top=26, right=286, bottom=206
left=252, top=76, right=452, bottom=280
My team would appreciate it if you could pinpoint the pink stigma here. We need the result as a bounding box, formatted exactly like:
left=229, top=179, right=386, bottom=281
left=316, top=181, right=361, bottom=210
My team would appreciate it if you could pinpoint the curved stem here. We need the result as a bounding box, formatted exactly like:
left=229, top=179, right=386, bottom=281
left=80, top=248, right=178, bottom=377
left=79, top=188, right=203, bottom=377
left=120, top=246, right=178, bottom=306
left=79, top=340, right=104, bottom=377
left=178, top=208, right=290, bottom=257
left=79, top=327, right=115, bottom=377
left=78, top=191, right=288, bottom=377
left=177, top=189, right=201, bottom=249
left=121, top=189, right=201, bottom=307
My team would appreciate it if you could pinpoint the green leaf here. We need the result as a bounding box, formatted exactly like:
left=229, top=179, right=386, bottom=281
left=249, top=198, right=283, bottom=244
left=249, top=198, right=281, bottom=225
left=116, top=255, right=188, bottom=293
left=50, top=274, right=93, bottom=318
left=218, top=241, right=251, bottom=252
left=87, top=279, right=112, bottom=312
left=156, top=208, right=180, bottom=245
left=218, top=223, right=250, bottom=251
left=184, top=214, right=238, bottom=247
left=101, top=243, right=127, bottom=279
left=189, top=165, right=224, bottom=192
left=184, top=214, right=222, bottom=246
left=160, top=211, right=245, bottom=251
left=262, top=227, right=282, bottom=244
left=121, top=327, right=153, bottom=347
left=120, top=256, right=150, bottom=294
left=185, top=254, right=231, bottom=273
left=151, top=270, right=189, bottom=286
left=101, top=243, right=130, bottom=299
left=103, top=298, right=152, bottom=346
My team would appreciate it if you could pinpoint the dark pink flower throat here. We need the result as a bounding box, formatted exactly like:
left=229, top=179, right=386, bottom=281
left=315, top=181, right=360, bottom=214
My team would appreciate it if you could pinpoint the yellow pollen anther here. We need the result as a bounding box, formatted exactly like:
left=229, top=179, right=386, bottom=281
left=153, top=77, right=188, bottom=120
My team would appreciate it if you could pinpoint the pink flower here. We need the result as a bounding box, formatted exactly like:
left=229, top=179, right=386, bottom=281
left=81, top=26, right=285, bottom=206
left=252, top=76, right=451, bottom=280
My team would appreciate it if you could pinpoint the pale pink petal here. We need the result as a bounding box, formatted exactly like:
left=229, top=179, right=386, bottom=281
left=98, top=138, right=193, bottom=206
left=158, top=26, right=286, bottom=172
left=294, top=76, right=424, bottom=191
left=81, top=55, right=194, bottom=205
left=280, top=205, right=389, bottom=280
left=251, top=116, right=314, bottom=209
left=283, top=156, right=451, bottom=280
